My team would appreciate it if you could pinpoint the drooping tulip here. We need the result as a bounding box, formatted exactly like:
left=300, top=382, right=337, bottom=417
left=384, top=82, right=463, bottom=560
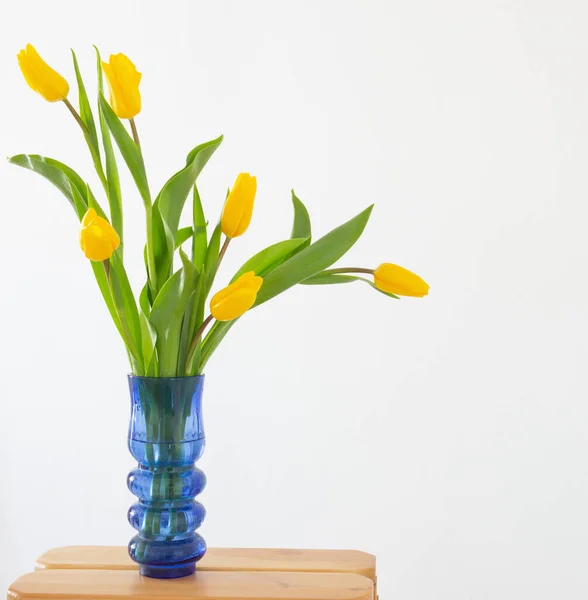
left=79, top=208, right=121, bottom=262
left=210, top=271, right=263, bottom=321
left=373, top=263, right=429, bottom=297
left=17, top=44, right=69, bottom=102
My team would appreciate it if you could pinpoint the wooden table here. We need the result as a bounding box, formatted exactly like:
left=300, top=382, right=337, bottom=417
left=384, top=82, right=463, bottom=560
left=7, top=547, right=377, bottom=600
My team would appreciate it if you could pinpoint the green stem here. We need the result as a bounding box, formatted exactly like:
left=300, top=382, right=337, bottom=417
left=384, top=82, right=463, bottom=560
left=195, top=320, right=234, bottom=374
left=216, top=236, right=231, bottom=273
left=63, top=99, right=109, bottom=196
left=184, top=314, right=214, bottom=375
left=128, top=117, right=156, bottom=295
left=63, top=98, right=87, bottom=134
left=322, top=267, right=374, bottom=275
left=130, top=118, right=141, bottom=150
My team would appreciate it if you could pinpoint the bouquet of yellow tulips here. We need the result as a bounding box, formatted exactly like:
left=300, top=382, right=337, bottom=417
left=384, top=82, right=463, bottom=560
left=12, top=45, right=429, bottom=378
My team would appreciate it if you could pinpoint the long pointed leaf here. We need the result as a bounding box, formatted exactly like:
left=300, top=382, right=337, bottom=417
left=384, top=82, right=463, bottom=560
left=150, top=252, right=197, bottom=376
left=98, top=93, right=150, bottom=206
left=9, top=154, right=87, bottom=216
left=140, top=312, right=158, bottom=376
left=139, top=283, right=152, bottom=317
left=230, top=238, right=308, bottom=283
left=291, top=190, right=311, bottom=249
left=9, top=154, right=110, bottom=221
left=192, top=185, right=207, bottom=268
left=184, top=264, right=208, bottom=376
left=95, top=47, right=123, bottom=243
left=10, top=151, right=134, bottom=365
left=204, top=222, right=221, bottom=296
left=196, top=320, right=235, bottom=374
left=255, top=205, right=374, bottom=306
left=71, top=49, right=99, bottom=155
left=109, top=252, right=143, bottom=368
left=90, top=261, right=125, bottom=339
left=156, top=135, right=223, bottom=238
left=151, top=136, right=222, bottom=289
left=175, top=226, right=194, bottom=249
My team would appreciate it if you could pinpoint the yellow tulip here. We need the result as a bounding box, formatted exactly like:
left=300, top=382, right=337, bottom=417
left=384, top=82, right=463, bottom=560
left=221, top=173, right=257, bottom=238
left=210, top=272, right=263, bottom=321
left=102, top=53, right=142, bottom=119
left=17, top=44, right=69, bottom=102
left=79, top=208, right=120, bottom=262
left=373, top=263, right=429, bottom=297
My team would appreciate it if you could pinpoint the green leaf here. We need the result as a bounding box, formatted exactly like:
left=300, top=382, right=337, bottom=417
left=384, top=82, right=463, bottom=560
left=9, top=154, right=87, bottom=217
left=291, top=190, right=311, bottom=249
left=149, top=251, right=197, bottom=376
left=231, top=238, right=309, bottom=283
left=109, top=252, right=143, bottom=368
left=301, top=272, right=400, bottom=298
left=90, top=261, right=124, bottom=340
left=69, top=181, right=89, bottom=219
left=156, top=135, right=223, bottom=240
left=99, top=93, right=150, bottom=206
left=192, top=185, right=207, bottom=268
left=9, top=154, right=110, bottom=221
left=86, top=184, right=108, bottom=219
left=184, top=264, right=208, bottom=375
left=9, top=149, right=134, bottom=365
left=71, top=49, right=99, bottom=156
left=149, top=206, right=174, bottom=291
left=255, top=205, right=374, bottom=306
left=204, top=222, right=221, bottom=295
left=94, top=45, right=104, bottom=94
left=175, top=226, right=193, bottom=249
left=196, top=320, right=235, bottom=374
left=151, top=136, right=223, bottom=289
left=140, top=312, right=158, bottom=376
left=95, top=47, right=123, bottom=244
left=139, top=282, right=152, bottom=317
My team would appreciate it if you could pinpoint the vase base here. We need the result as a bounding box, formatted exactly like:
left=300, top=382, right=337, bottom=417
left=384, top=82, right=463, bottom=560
left=139, top=563, right=196, bottom=579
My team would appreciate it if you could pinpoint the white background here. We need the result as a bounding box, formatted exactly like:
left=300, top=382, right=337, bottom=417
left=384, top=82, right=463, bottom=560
left=1, top=1, right=587, bottom=598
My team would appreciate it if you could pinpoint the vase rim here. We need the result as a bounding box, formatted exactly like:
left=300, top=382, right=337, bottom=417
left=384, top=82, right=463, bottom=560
left=128, top=374, right=205, bottom=381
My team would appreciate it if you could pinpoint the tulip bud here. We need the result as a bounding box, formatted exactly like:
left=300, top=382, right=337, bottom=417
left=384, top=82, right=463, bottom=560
left=17, top=44, right=69, bottom=103
left=80, top=208, right=121, bottom=262
left=373, top=263, right=429, bottom=297
left=210, top=271, right=263, bottom=321
left=221, top=173, right=257, bottom=238
left=102, top=53, right=142, bottom=119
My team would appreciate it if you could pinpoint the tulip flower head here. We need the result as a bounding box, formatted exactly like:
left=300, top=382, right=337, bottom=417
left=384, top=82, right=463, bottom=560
left=17, top=44, right=69, bottom=102
left=102, top=53, right=142, bottom=119
left=373, top=263, right=429, bottom=297
left=210, top=271, right=263, bottom=321
left=79, top=208, right=121, bottom=262
left=221, top=173, right=257, bottom=238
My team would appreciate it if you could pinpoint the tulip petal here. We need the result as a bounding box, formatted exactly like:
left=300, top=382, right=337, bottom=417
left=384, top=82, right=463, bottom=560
left=221, top=173, right=257, bottom=238
left=79, top=208, right=120, bottom=262
left=209, top=271, right=263, bottom=321
left=82, top=207, right=97, bottom=227
left=17, top=44, right=69, bottom=102
left=373, top=263, right=429, bottom=297
left=102, top=53, right=141, bottom=119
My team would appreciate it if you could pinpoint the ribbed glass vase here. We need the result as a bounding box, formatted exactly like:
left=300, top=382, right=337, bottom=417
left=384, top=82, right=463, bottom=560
left=127, top=375, right=207, bottom=579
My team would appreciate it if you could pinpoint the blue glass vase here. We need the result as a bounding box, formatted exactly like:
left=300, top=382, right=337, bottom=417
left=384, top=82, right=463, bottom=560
left=127, top=375, right=206, bottom=579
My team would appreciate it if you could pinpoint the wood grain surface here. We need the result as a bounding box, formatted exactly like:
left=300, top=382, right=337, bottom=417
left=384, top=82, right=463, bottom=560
left=34, top=547, right=376, bottom=582
left=8, top=568, right=374, bottom=600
